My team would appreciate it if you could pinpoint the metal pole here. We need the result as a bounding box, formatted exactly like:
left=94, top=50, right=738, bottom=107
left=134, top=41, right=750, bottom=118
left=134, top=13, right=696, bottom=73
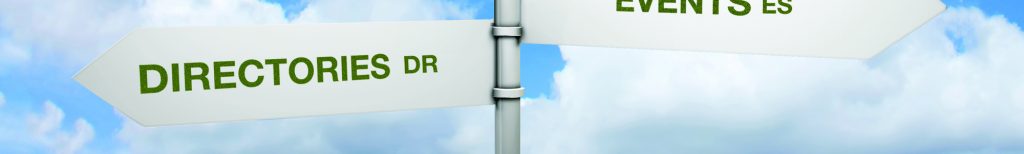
left=495, top=0, right=521, bottom=153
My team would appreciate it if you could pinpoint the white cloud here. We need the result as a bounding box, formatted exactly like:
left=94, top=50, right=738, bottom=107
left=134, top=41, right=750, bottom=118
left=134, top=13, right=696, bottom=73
left=137, top=0, right=287, bottom=27
left=494, top=7, right=1024, bottom=153
left=292, top=0, right=478, bottom=23
left=116, top=106, right=492, bottom=154
left=66, top=120, right=95, bottom=154
left=0, top=0, right=140, bottom=68
left=0, top=0, right=287, bottom=73
left=0, top=39, right=30, bottom=68
left=0, top=102, right=96, bottom=152
left=30, top=101, right=64, bottom=137
left=40, top=102, right=96, bottom=154
left=440, top=106, right=494, bottom=154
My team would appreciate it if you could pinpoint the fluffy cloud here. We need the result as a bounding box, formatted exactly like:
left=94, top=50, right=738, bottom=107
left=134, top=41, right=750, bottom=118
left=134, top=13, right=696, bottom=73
left=136, top=0, right=287, bottom=26
left=28, top=102, right=96, bottom=154
left=0, top=0, right=140, bottom=68
left=0, top=0, right=287, bottom=72
left=293, top=0, right=478, bottom=23
left=0, top=39, right=30, bottom=70
left=0, top=101, right=96, bottom=154
left=496, top=7, right=1024, bottom=153
left=117, top=106, right=492, bottom=153
left=439, top=105, right=495, bottom=154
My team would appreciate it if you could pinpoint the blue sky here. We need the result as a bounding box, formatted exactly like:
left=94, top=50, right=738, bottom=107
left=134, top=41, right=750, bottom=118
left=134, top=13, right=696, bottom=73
left=1, top=0, right=1023, bottom=153
left=945, top=0, right=1024, bottom=23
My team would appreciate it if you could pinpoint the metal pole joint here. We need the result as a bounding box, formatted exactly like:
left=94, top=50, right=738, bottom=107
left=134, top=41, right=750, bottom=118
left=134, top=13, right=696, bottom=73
left=492, top=26, right=523, bottom=37
left=493, top=87, right=525, bottom=99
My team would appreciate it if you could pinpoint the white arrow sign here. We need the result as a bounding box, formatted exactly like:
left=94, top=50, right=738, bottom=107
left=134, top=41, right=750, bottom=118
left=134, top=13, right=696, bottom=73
left=521, top=0, right=946, bottom=59
left=76, top=20, right=496, bottom=126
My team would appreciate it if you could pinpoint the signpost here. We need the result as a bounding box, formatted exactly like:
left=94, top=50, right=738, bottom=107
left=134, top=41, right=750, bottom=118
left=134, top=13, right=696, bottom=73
left=494, top=0, right=522, bottom=153
left=76, top=0, right=947, bottom=153
left=521, top=0, right=946, bottom=59
left=76, top=20, right=496, bottom=126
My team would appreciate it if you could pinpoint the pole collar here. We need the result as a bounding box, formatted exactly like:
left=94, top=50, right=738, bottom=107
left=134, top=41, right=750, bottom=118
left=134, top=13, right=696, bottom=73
left=492, top=26, right=522, bottom=37
left=493, top=87, right=525, bottom=99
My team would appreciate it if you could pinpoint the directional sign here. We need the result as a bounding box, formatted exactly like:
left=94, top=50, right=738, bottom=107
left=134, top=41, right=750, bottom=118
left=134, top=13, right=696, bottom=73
left=521, top=0, right=946, bottom=59
left=76, top=20, right=496, bottom=126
